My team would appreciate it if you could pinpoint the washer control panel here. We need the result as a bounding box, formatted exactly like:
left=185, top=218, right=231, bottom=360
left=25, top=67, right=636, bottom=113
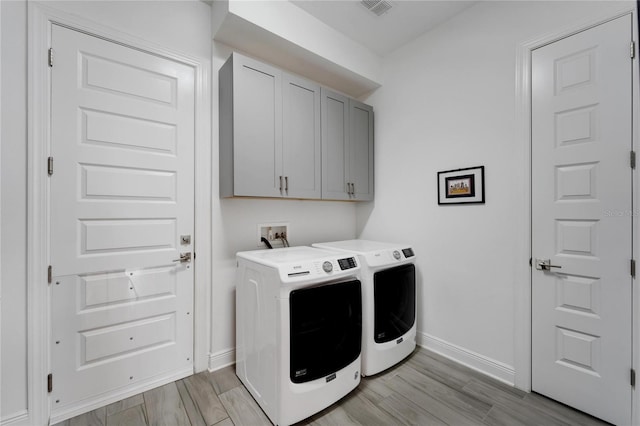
left=363, top=247, right=416, bottom=267
left=283, top=256, right=359, bottom=280
left=338, top=257, right=357, bottom=271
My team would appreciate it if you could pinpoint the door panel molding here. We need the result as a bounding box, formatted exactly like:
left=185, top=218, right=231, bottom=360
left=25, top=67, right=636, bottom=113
left=27, top=4, right=211, bottom=425
left=514, top=5, right=637, bottom=423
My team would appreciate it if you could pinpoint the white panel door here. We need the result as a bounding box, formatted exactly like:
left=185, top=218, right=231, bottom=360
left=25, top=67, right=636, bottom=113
left=531, top=15, right=632, bottom=425
left=49, top=25, right=195, bottom=412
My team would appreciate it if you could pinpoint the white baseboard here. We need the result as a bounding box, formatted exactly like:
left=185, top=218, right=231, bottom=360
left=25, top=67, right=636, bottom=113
left=208, top=348, right=235, bottom=372
left=1, top=410, right=29, bottom=426
left=49, top=367, right=193, bottom=425
left=416, top=331, right=515, bottom=386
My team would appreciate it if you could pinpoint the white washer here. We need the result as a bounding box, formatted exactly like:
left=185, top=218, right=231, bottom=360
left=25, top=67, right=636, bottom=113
left=235, top=246, right=362, bottom=426
left=312, top=240, right=417, bottom=376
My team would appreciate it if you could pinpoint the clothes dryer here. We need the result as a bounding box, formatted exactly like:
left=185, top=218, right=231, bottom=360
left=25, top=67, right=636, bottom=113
left=312, top=240, right=416, bottom=376
left=235, top=246, right=362, bottom=425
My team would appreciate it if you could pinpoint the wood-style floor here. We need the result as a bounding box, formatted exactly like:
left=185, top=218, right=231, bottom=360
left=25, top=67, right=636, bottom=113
left=60, top=347, right=609, bottom=426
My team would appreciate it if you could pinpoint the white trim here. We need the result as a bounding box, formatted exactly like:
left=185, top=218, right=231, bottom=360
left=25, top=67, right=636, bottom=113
left=0, top=0, right=3, bottom=418
left=416, top=332, right=515, bottom=386
left=50, top=367, right=192, bottom=425
left=208, top=348, right=236, bottom=372
left=27, top=4, right=52, bottom=425
left=631, top=6, right=640, bottom=426
left=0, top=411, right=29, bottom=426
left=28, top=3, right=212, bottom=424
left=194, top=56, right=212, bottom=374
left=514, top=2, right=637, bottom=413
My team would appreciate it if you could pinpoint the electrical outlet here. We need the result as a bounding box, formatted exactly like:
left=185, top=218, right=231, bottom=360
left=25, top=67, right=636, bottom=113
left=257, top=223, right=289, bottom=248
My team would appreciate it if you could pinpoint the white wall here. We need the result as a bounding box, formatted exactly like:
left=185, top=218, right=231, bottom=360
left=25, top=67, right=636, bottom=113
left=1, top=0, right=28, bottom=420
left=209, top=41, right=358, bottom=369
left=0, top=1, right=212, bottom=422
left=357, top=0, right=634, bottom=382
left=213, top=0, right=382, bottom=96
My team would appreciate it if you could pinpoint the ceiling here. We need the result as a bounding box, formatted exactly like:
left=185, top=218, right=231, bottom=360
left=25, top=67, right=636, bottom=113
left=291, top=0, right=478, bottom=57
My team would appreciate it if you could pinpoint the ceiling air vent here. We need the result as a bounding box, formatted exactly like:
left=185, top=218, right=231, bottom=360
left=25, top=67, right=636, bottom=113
left=360, top=0, right=393, bottom=16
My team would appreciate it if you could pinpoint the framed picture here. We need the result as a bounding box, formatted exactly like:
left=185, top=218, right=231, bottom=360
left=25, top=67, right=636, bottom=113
left=437, top=166, right=485, bottom=205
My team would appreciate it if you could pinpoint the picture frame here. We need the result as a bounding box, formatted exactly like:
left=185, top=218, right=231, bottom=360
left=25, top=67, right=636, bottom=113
left=437, top=166, right=485, bottom=205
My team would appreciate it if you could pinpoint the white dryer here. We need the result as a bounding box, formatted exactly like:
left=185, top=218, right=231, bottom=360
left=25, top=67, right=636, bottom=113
left=312, top=240, right=416, bottom=376
left=235, top=246, right=362, bottom=426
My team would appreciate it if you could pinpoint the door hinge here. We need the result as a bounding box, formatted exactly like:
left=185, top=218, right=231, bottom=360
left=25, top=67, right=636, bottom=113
left=632, top=369, right=636, bottom=387
left=48, top=157, right=54, bottom=176
left=47, top=265, right=52, bottom=284
left=48, top=48, right=54, bottom=67
left=47, top=373, right=53, bottom=393
left=631, top=41, right=636, bottom=59
left=631, top=151, right=636, bottom=169
left=631, top=259, right=636, bottom=278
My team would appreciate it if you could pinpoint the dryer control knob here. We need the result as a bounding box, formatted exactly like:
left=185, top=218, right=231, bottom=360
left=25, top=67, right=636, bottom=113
left=322, top=261, right=333, bottom=273
left=393, top=250, right=401, bottom=260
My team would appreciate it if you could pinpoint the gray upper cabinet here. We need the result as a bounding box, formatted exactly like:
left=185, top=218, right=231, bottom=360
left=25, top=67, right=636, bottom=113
left=282, top=73, right=321, bottom=199
left=321, top=88, right=350, bottom=200
left=321, top=88, right=374, bottom=201
left=219, top=52, right=321, bottom=199
left=349, top=99, right=374, bottom=201
left=220, top=53, right=282, bottom=198
left=220, top=52, right=372, bottom=201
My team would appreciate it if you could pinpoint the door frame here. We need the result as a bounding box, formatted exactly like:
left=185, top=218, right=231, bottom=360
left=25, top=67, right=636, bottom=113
left=27, top=3, right=211, bottom=424
left=515, top=5, right=639, bottom=423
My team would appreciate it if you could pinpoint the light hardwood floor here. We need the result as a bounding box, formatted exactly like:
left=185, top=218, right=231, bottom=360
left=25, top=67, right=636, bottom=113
left=59, top=348, right=609, bottom=426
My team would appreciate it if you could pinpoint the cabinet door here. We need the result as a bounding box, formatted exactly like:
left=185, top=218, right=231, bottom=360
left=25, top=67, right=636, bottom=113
left=283, top=73, right=321, bottom=199
left=321, top=88, right=350, bottom=200
left=349, top=100, right=374, bottom=201
left=233, top=54, right=282, bottom=197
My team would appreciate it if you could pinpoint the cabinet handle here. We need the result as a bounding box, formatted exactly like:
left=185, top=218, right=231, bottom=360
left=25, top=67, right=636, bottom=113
left=279, top=176, right=283, bottom=192
left=285, top=176, right=289, bottom=192
left=351, top=183, right=355, bottom=195
left=346, top=182, right=351, bottom=195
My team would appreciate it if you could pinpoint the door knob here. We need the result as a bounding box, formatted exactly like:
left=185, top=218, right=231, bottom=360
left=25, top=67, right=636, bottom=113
left=535, top=258, right=562, bottom=271
left=173, top=252, right=192, bottom=263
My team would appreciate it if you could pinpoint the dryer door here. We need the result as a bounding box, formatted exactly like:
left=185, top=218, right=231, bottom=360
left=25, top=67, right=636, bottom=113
left=289, top=279, right=361, bottom=383
left=373, top=264, right=416, bottom=343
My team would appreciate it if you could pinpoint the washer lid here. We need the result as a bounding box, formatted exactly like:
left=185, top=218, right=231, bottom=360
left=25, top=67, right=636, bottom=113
left=312, top=239, right=409, bottom=254
left=312, top=239, right=416, bottom=267
left=237, top=246, right=343, bottom=265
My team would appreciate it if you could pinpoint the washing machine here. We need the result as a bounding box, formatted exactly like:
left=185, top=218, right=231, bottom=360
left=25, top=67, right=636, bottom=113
left=312, top=240, right=416, bottom=376
left=235, top=246, right=362, bottom=426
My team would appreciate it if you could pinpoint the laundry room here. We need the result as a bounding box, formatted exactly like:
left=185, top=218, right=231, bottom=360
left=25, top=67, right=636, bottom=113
left=1, top=0, right=639, bottom=425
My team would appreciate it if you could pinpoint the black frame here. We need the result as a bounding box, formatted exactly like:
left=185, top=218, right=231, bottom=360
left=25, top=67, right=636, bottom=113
left=289, top=280, right=362, bottom=384
left=437, top=166, right=485, bottom=205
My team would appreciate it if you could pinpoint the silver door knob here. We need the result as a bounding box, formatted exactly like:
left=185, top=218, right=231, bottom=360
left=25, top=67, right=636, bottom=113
left=535, top=258, right=561, bottom=271
left=173, top=252, right=192, bottom=263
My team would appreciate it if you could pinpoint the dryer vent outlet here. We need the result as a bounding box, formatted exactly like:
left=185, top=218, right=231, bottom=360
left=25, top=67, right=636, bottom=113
left=258, top=223, right=289, bottom=248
